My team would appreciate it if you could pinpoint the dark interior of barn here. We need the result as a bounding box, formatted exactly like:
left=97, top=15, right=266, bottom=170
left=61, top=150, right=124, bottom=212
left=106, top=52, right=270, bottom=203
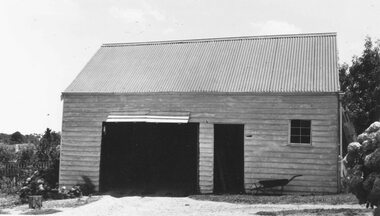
left=99, top=122, right=198, bottom=196
left=214, top=124, right=244, bottom=194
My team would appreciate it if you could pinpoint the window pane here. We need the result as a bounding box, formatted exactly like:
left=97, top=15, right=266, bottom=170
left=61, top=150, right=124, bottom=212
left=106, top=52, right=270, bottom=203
left=291, top=136, right=300, bottom=143
left=300, top=136, right=310, bottom=144
left=291, top=120, right=301, bottom=127
left=301, top=128, right=310, bottom=136
left=300, top=120, right=311, bottom=127
left=291, top=128, right=300, bottom=136
left=290, top=120, right=311, bottom=145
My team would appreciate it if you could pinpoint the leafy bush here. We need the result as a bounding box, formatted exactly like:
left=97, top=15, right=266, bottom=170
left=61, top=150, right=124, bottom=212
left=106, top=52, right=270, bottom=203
left=18, top=170, right=91, bottom=203
left=0, top=128, right=61, bottom=198
left=16, top=146, right=35, bottom=164
left=0, top=177, right=20, bottom=194
left=0, top=145, right=15, bottom=163
left=35, top=129, right=60, bottom=163
left=344, top=121, right=380, bottom=208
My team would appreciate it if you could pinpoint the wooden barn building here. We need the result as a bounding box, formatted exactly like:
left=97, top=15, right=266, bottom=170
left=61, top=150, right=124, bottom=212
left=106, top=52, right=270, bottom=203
left=60, top=32, right=341, bottom=194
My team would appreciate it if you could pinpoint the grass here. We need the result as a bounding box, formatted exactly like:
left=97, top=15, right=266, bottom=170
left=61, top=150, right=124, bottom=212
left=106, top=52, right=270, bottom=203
left=41, top=196, right=101, bottom=209
left=190, top=193, right=359, bottom=205
left=256, top=208, right=372, bottom=216
left=0, top=209, right=10, bottom=214
left=20, top=209, right=61, bottom=215
left=0, top=193, right=19, bottom=209
left=0, top=193, right=101, bottom=215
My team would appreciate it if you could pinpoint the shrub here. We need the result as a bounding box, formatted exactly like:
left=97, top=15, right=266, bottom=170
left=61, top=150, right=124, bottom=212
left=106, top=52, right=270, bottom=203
left=35, top=129, right=60, bottom=163
left=0, top=145, right=15, bottom=163
left=344, top=121, right=380, bottom=208
left=16, top=146, right=35, bottom=164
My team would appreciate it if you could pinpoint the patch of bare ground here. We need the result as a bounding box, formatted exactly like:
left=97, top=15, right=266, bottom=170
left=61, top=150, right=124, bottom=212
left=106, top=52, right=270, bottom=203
left=256, top=208, right=372, bottom=216
left=189, top=193, right=359, bottom=205
left=0, top=196, right=101, bottom=215
left=0, top=194, right=376, bottom=216
left=20, top=209, right=61, bottom=215
left=0, top=193, right=19, bottom=209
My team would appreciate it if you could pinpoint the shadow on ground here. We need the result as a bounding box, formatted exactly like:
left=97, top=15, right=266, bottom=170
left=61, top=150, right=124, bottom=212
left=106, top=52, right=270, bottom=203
left=101, top=187, right=196, bottom=198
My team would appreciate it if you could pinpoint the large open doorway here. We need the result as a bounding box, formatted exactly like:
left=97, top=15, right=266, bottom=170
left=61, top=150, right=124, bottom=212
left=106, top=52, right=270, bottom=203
left=99, top=122, right=199, bottom=196
left=214, top=124, right=244, bottom=194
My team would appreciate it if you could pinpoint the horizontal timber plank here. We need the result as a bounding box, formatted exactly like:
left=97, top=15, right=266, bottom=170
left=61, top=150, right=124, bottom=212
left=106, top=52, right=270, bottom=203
left=282, top=184, right=337, bottom=191
left=63, top=131, right=102, bottom=137
left=62, top=143, right=101, bottom=148
left=61, top=151, right=100, bottom=157
left=199, top=149, right=213, bottom=155
left=244, top=131, right=338, bottom=139
left=63, top=105, right=338, bottom=114
left=60, top=156, right=99, bottom=163
left=245, top=146, right=337, bottom=154
left=60, top=166, right=100, bottom=172
left=244, top=154, right=336, bottom=161
left=199, top=134, right=213, bottom=139
left=64, top=96, right=337, bottom=106
left=59, top=181, right=99, bottom=187
left=246, top=130, right=288, bottom=135
left=59, top=171, right=99, bottom=178
left=245, top=157, right=336, bottom=165
left=246, top=173, right=336, bottom=181
left=199, top=169, right=213, bottom=173
left=63, top=138, right=101, bottom=144
left=60, top=160, right=100, bottom=167
left=245, top=124, right=337, bottom=130
left=244, top=170, right=337, bottom=182
left=249, top=135, right=288, bottom=141
left=247, top=180, right=337, bottom=188
left=59, top=174, right=99, bottom=180
left=245, top=139, right=336, bottom=146
left=245, top=162, right=336, bottom=171
left=198, top=178, right=213, bottom=182
left=245, top=185, right=337, bottom=193
left=199, top=161, right=213, bottom=166
left=62, top=121, right=102, bottom=127
left=62, top=146, right=100, bottom=153
left=245, top=167, right=336, bottom=176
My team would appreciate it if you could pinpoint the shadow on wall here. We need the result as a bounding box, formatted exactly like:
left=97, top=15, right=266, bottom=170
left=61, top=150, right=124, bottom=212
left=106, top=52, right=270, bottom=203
left=77, top=176, right=96, bottom=196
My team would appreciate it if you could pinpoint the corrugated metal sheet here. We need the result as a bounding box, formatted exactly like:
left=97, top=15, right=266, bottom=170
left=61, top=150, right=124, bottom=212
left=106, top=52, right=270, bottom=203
left=64, top=33, right=340, bottom=93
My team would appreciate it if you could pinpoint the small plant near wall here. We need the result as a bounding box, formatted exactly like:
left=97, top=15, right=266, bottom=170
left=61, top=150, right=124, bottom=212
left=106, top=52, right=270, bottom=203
left=18, top=170, right=92, bottom=206
left=18, top=171, right=48, bottom=204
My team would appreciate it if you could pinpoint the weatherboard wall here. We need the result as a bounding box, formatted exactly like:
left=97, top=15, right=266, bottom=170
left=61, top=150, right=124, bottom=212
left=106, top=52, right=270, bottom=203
left=60, top=93, right=339, bottom=193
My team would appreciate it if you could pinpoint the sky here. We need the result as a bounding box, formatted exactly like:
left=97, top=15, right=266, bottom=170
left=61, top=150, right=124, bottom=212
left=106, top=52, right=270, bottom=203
left=0, top=0, right=379, bottom=134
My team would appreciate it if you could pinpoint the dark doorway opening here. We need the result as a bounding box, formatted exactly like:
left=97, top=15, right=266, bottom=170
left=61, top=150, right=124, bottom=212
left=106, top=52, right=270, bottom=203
left=214, top=124, right=244, bottom=194
left=99, top=122, right=199, bottom=196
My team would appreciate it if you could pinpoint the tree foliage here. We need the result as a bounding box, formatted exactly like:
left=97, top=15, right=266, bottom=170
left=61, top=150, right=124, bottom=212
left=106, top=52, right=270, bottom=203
left=35, top=128, right=60, bottom=162
left=340, top=37, right=380, bottom=133
left=10, top=131, right=25, bottom=144
left=0, top=145, right=15, bottom=163
left=16, top=146, right=35, bottom=164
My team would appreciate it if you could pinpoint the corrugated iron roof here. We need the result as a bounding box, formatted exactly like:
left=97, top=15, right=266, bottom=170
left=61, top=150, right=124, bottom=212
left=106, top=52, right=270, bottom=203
left=64, top=32, right=340, bottom=94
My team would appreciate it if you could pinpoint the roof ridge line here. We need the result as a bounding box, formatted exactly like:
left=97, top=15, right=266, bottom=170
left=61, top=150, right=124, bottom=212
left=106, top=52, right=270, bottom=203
left=102, top=32, right=337, bottom=47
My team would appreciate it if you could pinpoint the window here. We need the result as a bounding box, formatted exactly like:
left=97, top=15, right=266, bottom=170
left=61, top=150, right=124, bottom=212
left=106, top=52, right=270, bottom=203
left=290, top=120, right=311, bottom=144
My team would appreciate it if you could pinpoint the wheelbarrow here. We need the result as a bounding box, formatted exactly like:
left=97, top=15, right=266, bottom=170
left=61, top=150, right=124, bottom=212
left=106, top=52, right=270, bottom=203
left=252, top=175, right=302, bottom=195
